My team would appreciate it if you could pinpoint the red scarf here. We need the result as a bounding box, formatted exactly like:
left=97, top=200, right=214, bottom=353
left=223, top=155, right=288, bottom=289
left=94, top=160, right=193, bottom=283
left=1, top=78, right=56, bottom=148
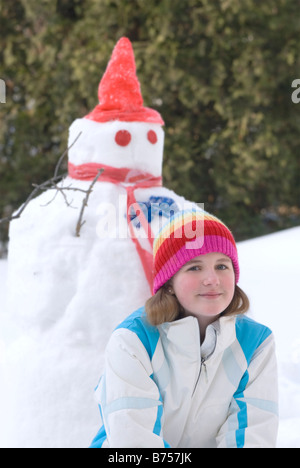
left=68, top=162, right=162, bottom=292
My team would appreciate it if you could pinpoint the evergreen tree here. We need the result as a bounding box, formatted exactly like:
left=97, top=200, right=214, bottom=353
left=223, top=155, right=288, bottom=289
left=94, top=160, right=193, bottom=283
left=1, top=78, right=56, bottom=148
left=0, top=0, right=299, bottom=250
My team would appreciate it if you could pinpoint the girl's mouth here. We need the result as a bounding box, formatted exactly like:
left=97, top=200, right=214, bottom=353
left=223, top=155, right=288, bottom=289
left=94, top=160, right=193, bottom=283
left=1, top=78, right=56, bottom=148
left=199, top=293, right=223, bottom=299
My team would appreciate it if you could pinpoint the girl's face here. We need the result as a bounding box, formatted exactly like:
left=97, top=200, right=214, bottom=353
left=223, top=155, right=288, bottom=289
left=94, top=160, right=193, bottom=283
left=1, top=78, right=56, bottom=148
left=171, top=252, right=235, bottom=322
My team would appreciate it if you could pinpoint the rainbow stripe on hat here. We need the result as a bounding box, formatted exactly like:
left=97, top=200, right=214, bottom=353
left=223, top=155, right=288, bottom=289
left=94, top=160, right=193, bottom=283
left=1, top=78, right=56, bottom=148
left=153, top=209, right=239, bottom=294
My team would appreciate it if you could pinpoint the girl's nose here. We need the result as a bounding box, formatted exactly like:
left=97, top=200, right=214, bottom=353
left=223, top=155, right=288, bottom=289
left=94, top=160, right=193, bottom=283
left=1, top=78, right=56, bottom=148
left=202, top=270, right=220, bottom=287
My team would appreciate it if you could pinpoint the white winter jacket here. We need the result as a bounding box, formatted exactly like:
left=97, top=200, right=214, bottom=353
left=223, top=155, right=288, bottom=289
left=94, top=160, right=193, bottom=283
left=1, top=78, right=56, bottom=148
left=90, top=307, right=278, bottom=448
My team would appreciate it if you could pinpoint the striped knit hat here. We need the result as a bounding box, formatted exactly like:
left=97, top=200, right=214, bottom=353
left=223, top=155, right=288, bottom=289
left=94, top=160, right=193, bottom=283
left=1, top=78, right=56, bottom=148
left=153, top=209, right=239, bottom=294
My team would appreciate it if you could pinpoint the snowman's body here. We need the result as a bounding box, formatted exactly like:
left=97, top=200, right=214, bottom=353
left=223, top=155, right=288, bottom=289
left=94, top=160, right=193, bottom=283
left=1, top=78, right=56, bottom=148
left=4, top=178, right=188, bottom=449
left=1, top=38, right=195, bottom=448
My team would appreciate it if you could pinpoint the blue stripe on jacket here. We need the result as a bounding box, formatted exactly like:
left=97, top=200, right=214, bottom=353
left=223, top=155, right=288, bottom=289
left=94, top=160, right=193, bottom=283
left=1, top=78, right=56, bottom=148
left=116, top=307, right=160, bottom=360
left=231, top=316, right=273, bottom=448
left=90, top=307, right=165, bottom=448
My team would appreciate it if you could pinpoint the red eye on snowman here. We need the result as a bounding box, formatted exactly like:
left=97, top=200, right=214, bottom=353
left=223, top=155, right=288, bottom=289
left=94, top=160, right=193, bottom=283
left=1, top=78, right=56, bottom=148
left=115, top=129, right=158, bottom=147
left=115, top=130, right=132, bottom=147
left=147, top=130, right=158, bottom=144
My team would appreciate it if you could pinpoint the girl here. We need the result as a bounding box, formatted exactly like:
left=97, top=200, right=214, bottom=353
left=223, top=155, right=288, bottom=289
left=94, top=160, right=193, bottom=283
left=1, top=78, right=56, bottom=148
left=90, top=209, right=278, bottom=448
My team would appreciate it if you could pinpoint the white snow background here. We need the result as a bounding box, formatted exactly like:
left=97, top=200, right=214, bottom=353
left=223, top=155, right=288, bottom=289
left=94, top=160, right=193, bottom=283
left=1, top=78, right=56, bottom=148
left=0, top=226, right=299, bottom=448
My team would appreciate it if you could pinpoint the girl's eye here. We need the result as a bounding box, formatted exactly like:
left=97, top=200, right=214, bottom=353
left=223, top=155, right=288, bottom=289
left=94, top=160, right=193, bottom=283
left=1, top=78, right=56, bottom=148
left=216, top=264, right=228, bottom=270
left=188, top=266, right=201, bottom=272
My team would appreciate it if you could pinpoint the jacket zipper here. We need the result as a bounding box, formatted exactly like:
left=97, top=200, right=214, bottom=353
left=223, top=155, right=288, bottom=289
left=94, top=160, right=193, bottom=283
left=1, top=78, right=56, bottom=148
left=192, top=357, right=208, bottom=397
left=201, top=358, right=208, bottom=383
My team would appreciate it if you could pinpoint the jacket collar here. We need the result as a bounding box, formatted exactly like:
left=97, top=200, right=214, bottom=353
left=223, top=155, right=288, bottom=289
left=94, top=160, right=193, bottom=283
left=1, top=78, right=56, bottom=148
left=158, top=314, right=237, bottom=358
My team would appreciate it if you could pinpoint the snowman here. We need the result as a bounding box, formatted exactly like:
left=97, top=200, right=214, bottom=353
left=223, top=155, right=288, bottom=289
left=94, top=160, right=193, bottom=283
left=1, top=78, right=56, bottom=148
left=1, top=38, right=195, bottom=448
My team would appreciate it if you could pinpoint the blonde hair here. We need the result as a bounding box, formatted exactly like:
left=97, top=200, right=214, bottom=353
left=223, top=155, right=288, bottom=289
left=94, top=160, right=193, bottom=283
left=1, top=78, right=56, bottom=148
left=145, top=284, right=249, bottom=327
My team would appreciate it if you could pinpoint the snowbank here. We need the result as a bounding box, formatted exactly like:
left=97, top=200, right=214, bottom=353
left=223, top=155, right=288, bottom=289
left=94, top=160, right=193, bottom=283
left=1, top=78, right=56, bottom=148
left=238, top=226, right=300, bottom=448
left=0, top=226, right=299, bottom=447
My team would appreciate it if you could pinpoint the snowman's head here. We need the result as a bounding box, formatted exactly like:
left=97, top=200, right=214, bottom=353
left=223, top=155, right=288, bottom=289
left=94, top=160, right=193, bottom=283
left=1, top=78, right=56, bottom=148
left=68, top=37, right=165, bottom=179
left=68, top=118, right=164, bottom=177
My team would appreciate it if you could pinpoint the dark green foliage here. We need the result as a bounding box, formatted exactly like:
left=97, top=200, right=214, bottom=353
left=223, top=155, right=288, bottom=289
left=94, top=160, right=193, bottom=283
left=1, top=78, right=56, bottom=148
left=1, top=0, right=299, bottom=252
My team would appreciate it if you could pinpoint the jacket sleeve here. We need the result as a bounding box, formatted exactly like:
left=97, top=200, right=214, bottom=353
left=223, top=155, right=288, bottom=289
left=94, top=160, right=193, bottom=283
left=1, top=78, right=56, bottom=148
left=93, top=328, right=170, bottom=448
left=216, top=332, right=279, bottom=448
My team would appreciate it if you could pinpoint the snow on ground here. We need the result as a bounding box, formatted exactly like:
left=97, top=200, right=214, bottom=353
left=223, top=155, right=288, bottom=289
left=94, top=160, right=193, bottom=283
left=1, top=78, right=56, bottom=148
left=0, top=259, right=7, bottom=363
left=238, top=226, right=300, bottom=448
left=0, top=226, right=299, bottom=448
